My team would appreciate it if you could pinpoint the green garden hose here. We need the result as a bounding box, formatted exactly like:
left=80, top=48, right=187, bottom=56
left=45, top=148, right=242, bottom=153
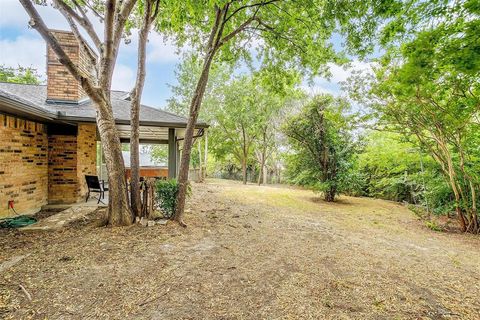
left=0, top=216, right=37, bottom=228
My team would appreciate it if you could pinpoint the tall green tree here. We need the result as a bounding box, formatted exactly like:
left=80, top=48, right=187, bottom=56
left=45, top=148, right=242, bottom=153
left=0, top=65, right=41, bottom=84
left=253, top=79, right=300, bottom=185
left=208, top=73, right=295, bottom=185
left=167, top=54, right=232, bottom=121
left=210, top=76, right=261, bottom=184
left=161, top=54, right=233, bottom=179
left=283, top=95, right=357, bottom=202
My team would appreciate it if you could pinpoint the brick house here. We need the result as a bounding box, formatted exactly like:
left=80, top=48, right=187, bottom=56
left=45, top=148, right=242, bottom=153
left=0, top=30, right=206, bottom=218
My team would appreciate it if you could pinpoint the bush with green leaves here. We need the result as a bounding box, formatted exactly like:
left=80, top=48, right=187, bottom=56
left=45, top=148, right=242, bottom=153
left=155, top=179, right=192, bottom=218
left=155, top=179, right=180, bottom=219
left=354, top=131, right=459, bottom=216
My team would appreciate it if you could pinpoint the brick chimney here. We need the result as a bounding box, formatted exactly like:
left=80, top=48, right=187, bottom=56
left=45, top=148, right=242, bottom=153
left=46, top=30, right=93, bottom=104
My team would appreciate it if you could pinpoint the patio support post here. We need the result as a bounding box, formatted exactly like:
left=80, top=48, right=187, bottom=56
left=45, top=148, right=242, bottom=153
left=176, top=143, right=180, bottom=177
left=168, top=128, right=176, bottom=179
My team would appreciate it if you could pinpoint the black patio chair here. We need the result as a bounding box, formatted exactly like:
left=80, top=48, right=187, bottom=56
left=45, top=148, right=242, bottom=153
left=85, top=175, right=108, bottom=204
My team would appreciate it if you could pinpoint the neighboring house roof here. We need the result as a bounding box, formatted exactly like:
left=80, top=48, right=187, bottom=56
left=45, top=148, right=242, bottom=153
left=0, top=82, right=207, bottom=128
left=122, top=151, right=166, bottom=167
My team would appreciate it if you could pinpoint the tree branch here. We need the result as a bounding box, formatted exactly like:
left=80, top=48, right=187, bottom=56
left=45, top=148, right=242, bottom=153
left=207, top=5, right=224, bottom=51
left=151, top=0, right=161, bottom=19
left=55, top=0, right=102, bottom=51
left=18, top=0, right=100, bottom=101
left=218, top=15, right=257, bottom=47
left=81, top=0, right=104, bottom=20
left=130, top=0, right=154, bottom=103
left=101, top=0, right=116, bottom=89
left=53, top=0, right=99, bottom=78
left=224, top=0, right=279, bottom=24
left=255, top=19, right=307, bottom=54
left=113, top=0, right=137, bottom=44
left=211, top=3, right=231, bottom=51
left=98, top=0, right=137, bottom=90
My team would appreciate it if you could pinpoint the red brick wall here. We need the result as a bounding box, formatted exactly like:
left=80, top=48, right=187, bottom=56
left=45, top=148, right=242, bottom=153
left=0, top=113, right=98, bottom=215
left=47, top=134, right=78, bottom=204
left=0, top=114, right=48, bottom=217
left=77, top=123, right=97, bottom=198
left=48, top=123, right=97, bottom=204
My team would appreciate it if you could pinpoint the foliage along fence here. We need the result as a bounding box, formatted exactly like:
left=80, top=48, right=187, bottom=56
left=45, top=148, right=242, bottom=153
left=211, top=165, right=281, bottom=184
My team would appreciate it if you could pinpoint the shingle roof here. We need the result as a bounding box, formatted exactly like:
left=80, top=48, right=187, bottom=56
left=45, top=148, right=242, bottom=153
left=0, top=82, right=207, bottom=128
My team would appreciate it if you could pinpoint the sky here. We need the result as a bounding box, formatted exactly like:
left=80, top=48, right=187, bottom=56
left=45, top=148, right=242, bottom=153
left=0, top=0, right=371, bottom=110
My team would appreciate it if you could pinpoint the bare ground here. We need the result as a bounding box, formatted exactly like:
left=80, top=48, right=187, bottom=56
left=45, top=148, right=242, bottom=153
left=1, top=179, right=479, bottom=319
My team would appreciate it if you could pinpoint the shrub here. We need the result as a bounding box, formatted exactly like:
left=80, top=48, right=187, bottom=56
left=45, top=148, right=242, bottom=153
left=155, top=179, right=192, bottom=219
left=155, top=179, right=180, bottom=219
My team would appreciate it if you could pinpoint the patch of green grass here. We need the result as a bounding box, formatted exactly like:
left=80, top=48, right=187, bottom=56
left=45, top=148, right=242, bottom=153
left=222, top=187, right=318, bottom=212
left=425, top=220, right=442, bottom=232
left=408, top=204, right=428, bottom=220
left=448, top=255, right=461, bottom=267
left=372, top=299, right=385, bottom=309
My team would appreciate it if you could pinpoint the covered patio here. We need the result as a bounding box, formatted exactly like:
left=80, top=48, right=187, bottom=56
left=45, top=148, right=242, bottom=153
left=90, top=124, right=206, bottom=206
left=114, top=124, right=205, bottom=179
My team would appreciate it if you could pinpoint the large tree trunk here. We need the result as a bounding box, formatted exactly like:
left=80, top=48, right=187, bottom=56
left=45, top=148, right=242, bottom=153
left=257, top=128, right=267, bottom=186
left=257, top=154, right=265, bottom=186
left=174, top=50, right=216, bottom=226
left=18, top=0, right=138, bottom=226
left=197, top=140, right=203, bottom=182
left=204, top=130, right=208, bottom=179
left=97, top=100, right=133, bottom=225
left=324, top=186, right=336, bottom=202
left=130, top=0, right=154, bottom=217
left=174, top=4, right=238, bottom=225
left=416, top=131, right=467, bottom=231
left=441, top=141, right=467, bottom=232
left=457, top=138, right=479, bottom=233
left=263, top=164, right=268, bottom=185
left=242, top=158, right=248, bottom=185
left=130, top=112, right=141, bottom=216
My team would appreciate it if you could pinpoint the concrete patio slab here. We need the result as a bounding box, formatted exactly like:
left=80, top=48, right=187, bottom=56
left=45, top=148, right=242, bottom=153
left=20, top=206, right=99, bottom=232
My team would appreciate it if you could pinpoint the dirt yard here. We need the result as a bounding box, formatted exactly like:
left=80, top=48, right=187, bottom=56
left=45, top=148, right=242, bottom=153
left=1, top=179, right=479, bottom=319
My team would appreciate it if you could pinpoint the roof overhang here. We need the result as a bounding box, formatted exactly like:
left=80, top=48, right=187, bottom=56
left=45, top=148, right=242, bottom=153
left=57, top=115, right=209, bottom=129
left=0, top=94, right=209, bottom=132
left=0, top=95, right=55, bottom=122
left=115, top=125, right=204, bottom=144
